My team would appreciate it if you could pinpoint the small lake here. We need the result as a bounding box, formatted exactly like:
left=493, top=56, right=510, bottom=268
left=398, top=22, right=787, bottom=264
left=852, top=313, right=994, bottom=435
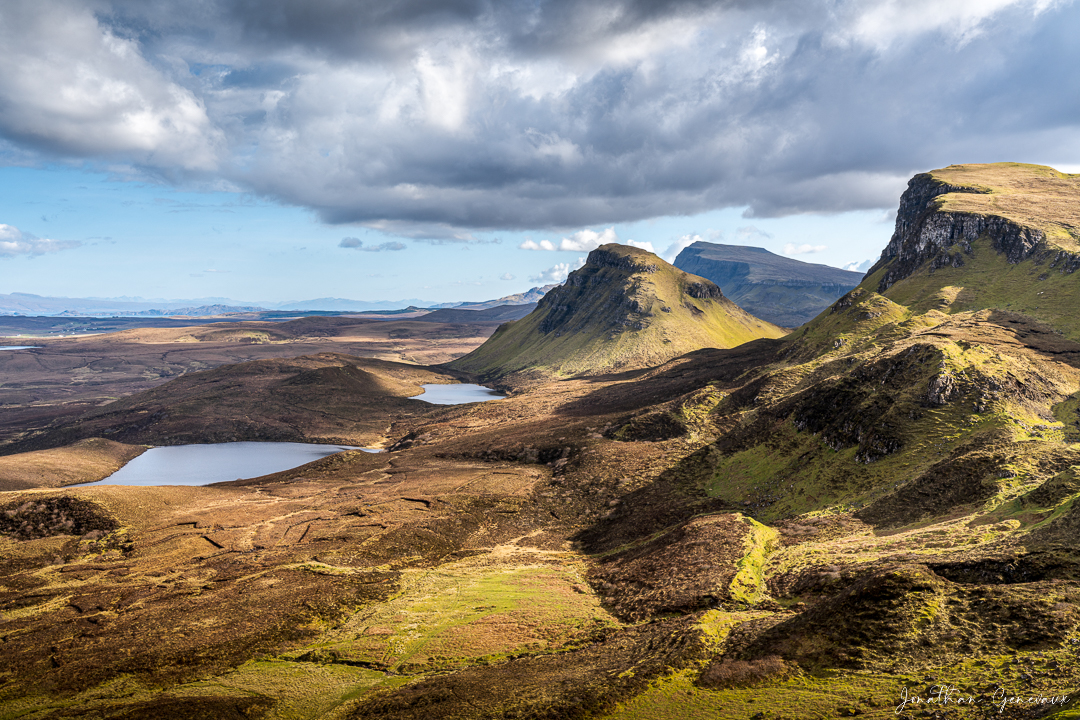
left=0, top=346, right=41, bottom=350
left=74, top=442, right=377, bottom=487
left=413, top=383, right=506, bottom=404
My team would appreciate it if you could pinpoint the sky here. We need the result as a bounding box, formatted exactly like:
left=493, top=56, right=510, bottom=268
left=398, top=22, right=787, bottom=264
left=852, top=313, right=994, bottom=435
left=1, top=0, right=1078, bottom=305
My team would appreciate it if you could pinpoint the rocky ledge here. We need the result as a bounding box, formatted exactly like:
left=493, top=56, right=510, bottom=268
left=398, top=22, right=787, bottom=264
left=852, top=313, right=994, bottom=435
left=873, top=171, right=1080, bottom=291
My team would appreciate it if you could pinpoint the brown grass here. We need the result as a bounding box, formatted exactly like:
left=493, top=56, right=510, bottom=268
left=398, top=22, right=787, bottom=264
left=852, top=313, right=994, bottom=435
left=0, top=438, right=146, bottom=491
left=698, top=655, right=790, bottom=689
left=931, top=163, right=1080, bottom=250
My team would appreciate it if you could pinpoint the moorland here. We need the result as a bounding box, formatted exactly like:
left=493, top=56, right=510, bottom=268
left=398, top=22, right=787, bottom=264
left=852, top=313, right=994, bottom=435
left=2, top=163, right=1080, bottom=720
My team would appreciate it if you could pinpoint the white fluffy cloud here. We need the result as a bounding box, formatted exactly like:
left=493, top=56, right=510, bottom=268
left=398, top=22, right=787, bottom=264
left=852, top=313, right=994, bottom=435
left=0, top=224, right=81, bottom=257
left=626, top=239, right=655, bottom=253
left=519, top=239, right=558, bottom=251
left=783, top=243, right=827, bottom=255
left=530, top=256, right=587, bottom=283
left=521, top=228, right=623, bottom=252
left=844, top=258, right=875, bottom=272
left=661, top=234, right=702, bottom=263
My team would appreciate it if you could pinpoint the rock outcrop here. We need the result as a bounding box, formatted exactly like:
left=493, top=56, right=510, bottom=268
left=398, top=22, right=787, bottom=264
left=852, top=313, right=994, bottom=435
left=872, top=172, right=1049, bottom=291
left=866, top=163, right=1080, bottom=340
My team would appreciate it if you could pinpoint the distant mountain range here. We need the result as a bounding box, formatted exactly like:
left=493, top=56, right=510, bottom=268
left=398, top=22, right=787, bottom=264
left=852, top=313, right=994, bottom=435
left=673, top=242, right=864, bottom=327
left=0, top=286, right=555, bottom=317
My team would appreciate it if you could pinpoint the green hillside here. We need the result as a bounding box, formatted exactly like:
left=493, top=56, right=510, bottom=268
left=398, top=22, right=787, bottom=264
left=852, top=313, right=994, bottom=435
left=871, top=162, right=1080, bottom=339
left=449, top=244, right=786, bottom=380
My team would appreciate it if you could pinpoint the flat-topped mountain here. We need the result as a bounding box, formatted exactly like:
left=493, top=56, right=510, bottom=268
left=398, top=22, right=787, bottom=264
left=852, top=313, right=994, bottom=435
left=867, top=162, right=1080, bottom=339
left=449, top=244, right=785, bottom=380
left=672, top=242, right=863, bottom=327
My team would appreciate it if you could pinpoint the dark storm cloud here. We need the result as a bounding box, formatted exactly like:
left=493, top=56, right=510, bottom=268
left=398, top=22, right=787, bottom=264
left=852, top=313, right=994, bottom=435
left=0, top=0, right=1077, bottom=237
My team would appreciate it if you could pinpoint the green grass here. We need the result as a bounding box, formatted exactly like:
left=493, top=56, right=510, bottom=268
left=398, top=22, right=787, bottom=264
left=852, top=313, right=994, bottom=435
left=280, top=559, right=619, bottom=674
left=882, top=234, right=1080, bottom=341
left=729, top=518, right=779, bottom=604
left=600, top=667, right=902, bottom=720
left=0, top=557, right=620, bottom=720
left=600, top=649, right=1080, bottom=720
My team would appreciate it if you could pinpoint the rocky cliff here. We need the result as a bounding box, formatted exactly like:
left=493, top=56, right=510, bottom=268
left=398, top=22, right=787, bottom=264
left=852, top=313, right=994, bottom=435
left=865, top=163, right=1080, bottom=340
left=673, top=242, right=863, bottom=327
left=448, top=244, right=786, bottom=380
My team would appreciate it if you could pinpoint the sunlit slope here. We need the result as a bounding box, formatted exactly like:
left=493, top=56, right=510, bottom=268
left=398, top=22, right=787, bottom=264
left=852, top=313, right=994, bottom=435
left=868, top=162, right=1080, bottom=340
left=691, top=162, right=1080, bottom=531
left=449, top=244, right=786, bottom=379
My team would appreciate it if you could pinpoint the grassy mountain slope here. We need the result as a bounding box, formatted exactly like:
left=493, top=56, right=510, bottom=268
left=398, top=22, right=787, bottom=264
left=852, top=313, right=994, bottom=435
left=871, top=162, right=1080, bottom=340
left=449, top=244, right=785, bottom=380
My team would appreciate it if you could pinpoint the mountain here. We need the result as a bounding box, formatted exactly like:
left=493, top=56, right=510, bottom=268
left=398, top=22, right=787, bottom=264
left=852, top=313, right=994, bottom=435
left=413, top=303, right=537, bottom=323
left=449, top=244, right=786, bottom=380
left=453, top=285, right=556, bottom=310
left=9, top=165, right=1080, bottom=719
left=269, top=297, right=442, bottom=311
left=0, top=293, right=196, bottom=316
left=0, top=289, right=555, bottom=317
left=673, top=242, right=863, bottom=327
left=866, top=162, right=1080, bottom=340
left=121, top=304, right=267, bottom=317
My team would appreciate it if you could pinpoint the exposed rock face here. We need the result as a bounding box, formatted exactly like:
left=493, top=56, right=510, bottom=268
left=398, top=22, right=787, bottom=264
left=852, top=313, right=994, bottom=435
left=673, top=242, right=862, bottom=327
left=449, top=244, right=786, bottom=380
left=873, top=172, right=1068, bottom=291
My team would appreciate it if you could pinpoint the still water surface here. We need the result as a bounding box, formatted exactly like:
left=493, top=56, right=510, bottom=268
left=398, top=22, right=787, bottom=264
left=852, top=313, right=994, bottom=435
left=413, top=383, right=506, bottom=404
left=76, top=442, right=375, bottom=487
left=0, top=346, right=41, bottom=350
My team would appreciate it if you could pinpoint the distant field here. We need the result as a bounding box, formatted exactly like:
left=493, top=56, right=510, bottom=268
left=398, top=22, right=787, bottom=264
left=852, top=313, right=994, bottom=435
left=0, top=315, right=501, bottom=448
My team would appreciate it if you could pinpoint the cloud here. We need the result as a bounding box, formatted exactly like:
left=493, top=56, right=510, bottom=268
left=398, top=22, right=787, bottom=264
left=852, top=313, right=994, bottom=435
left=843, top=258, right=875, bottom=272
left=0, top=224, right=81, bottom=257
left=0, top=1, right=220, bottom=170
left=661, top=233, right=702, bottom=263
left=521, top=227, right=623, bottom=252
left=500, top=272, right=514, bottom=280
left=0, top=0, right=1076, bottom=237
left=519, top=239, right=558, bottom=251
left=626, top=239, right=655, bottom=253
left=735, top=226, right=774, bottom=242
left=530, top=256, right=586, bottom=283
left=339, top=237, right=407, bottom=252
left=783, top=243, right=827, bottom=255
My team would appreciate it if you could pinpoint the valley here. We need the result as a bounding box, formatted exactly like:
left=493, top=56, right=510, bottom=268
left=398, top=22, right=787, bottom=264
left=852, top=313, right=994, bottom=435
left=3, top=163, right=1080, bottom=719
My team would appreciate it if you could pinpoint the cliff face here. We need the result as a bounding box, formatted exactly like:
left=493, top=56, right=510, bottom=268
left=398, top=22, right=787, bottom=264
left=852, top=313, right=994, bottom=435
left=673, top=242, right=863, bottom=328
left=865, top=163, right=1080, bottom=340
left=449, top=244, right=786, bottom=380
left=873, top=173, right=1052, bottom=291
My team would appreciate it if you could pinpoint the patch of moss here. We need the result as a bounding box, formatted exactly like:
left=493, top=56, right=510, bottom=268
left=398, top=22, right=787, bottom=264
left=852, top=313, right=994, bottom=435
left=729, top=517, right=779, bottom=605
